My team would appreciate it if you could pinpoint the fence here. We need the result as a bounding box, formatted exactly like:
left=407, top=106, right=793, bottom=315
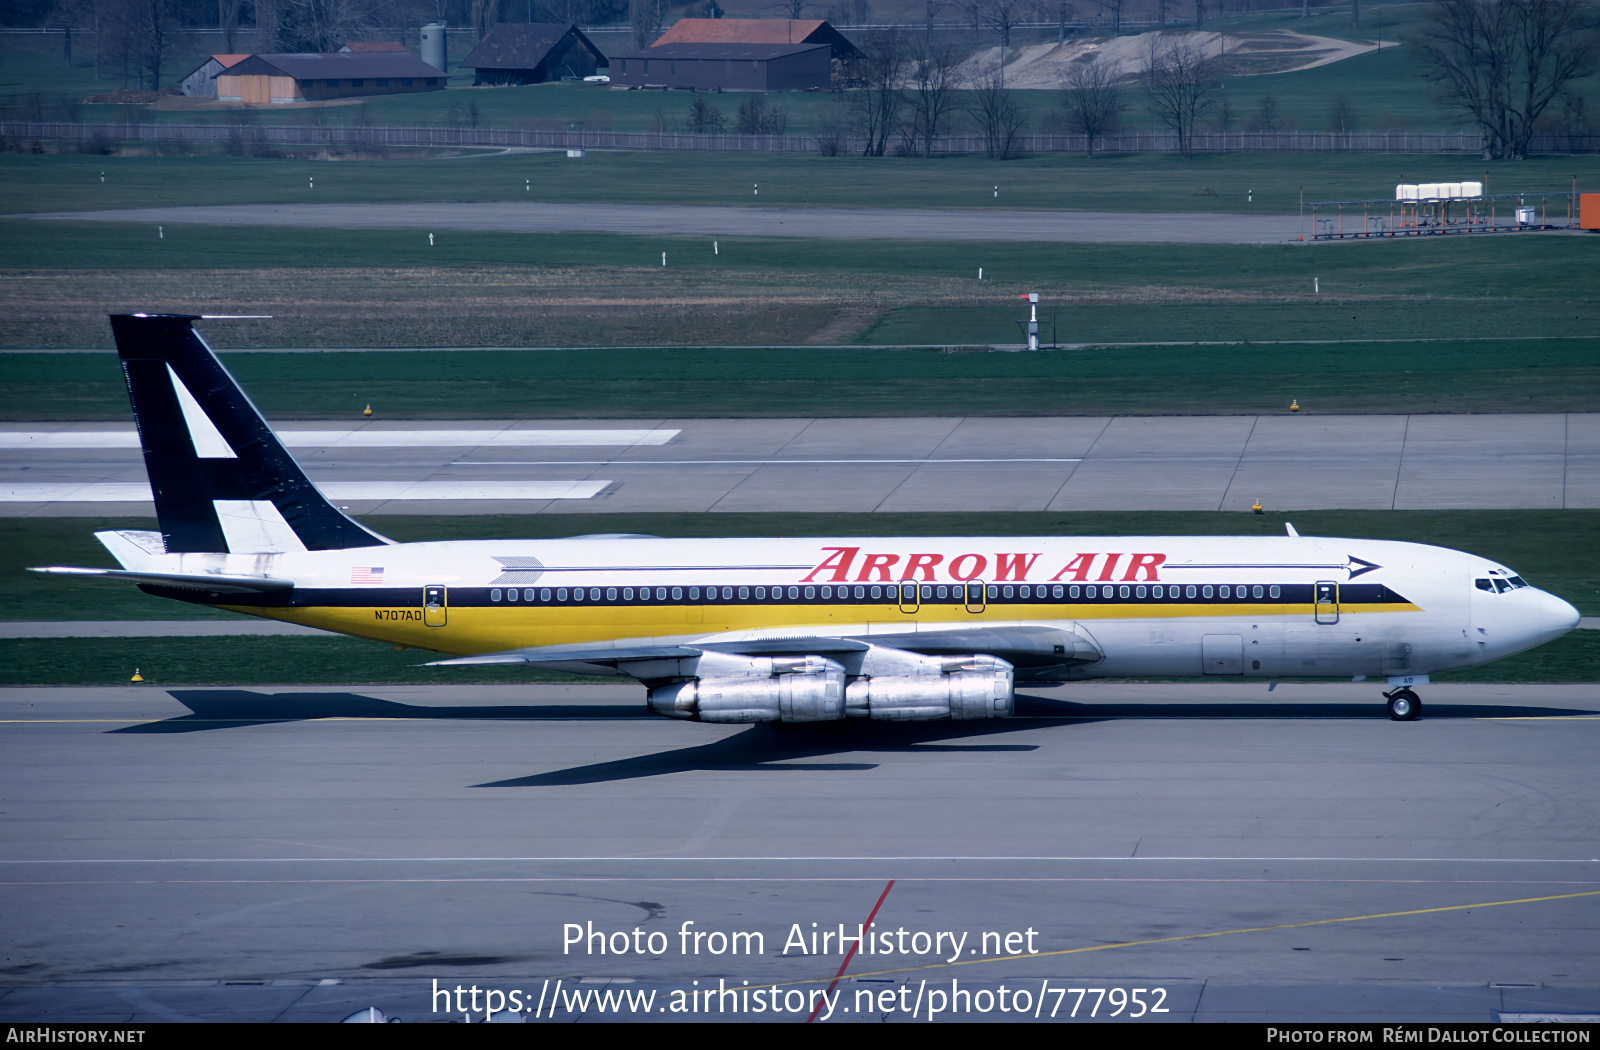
left=5, top=121, right=1598, bottom=156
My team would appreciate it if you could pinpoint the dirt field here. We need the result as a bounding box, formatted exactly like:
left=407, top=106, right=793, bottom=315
left=962, top=29, right=1379, bottom=88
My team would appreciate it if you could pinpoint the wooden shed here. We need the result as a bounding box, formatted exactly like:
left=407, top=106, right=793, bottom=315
left=216, top=52, right=446, bottom=103
left=178, top=54, right=249, bottom=98
left=609, top=43, right=832, bottom=92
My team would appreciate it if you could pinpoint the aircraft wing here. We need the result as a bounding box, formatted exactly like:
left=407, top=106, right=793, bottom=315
left=859, top=625, right=1102, bottom=672
left=28, top=566, right=294, bottom=593
left=428, top=627, right=1098, bottom=679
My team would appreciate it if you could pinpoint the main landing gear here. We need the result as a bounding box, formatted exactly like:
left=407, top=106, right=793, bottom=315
left=1383, top=687, right=1422, bottom=721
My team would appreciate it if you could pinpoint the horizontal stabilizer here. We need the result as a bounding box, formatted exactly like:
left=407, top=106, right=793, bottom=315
left=28, top=566, right=293, bottom=594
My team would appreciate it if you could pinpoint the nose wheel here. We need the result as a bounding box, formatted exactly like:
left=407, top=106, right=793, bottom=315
left=1383, top=688, right=1422, bottom=721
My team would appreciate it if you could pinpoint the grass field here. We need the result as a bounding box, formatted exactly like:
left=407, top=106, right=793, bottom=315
left=4, top=337, right=1595, bottom=418
left=5, top=151, right=1595, bottom=217
left=11, top=511, right=1597, bottom=622
left=3, top=214, right=1597, bottom=390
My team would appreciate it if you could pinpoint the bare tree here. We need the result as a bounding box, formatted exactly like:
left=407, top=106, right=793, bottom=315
left=1193, top=0, right=1205, bottom=30
left=771, top=0, right=811, bottom=17
left=685, top=94, right=724, bottom=133
left=1052, top=0, right=1075, bottom=40
left=905, top=39, right=964, bottom=155
left=1410, top=0, right=1597, bottom=159
left=967, top=68, right=1029, bottom=157
left=471, top=0, right=500, bottom=40
left=1060, top=55, right=1124, bottom=156
left=966, top=0, right=1028, bottom=47
left=1091, top=0, right=1125, bottom=35
left=99, top=0, right=181, bottom=89
left=1144, top=36, right=1221, bottom=157
left=217, top=0, right=246, bottom=51
left=268, top=0, right=380, bottom=53
left=629, top=0, right=669, bottom=48
left=852, top=30, right=908, bottom=155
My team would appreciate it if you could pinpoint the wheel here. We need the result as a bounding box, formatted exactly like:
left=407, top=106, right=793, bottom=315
left=1385, top=689, right=1421, bottom=721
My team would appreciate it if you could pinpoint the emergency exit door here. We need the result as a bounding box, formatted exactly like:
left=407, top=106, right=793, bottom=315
left=423, top=585, right=448, bottom=627
left=1314, top=581, right=1339, bottom=625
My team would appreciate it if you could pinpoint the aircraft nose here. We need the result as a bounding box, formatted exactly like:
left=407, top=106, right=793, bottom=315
left=1533, top=589, right=1581, bottom=638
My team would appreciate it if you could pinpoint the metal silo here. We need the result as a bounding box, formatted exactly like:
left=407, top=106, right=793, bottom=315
left=421, top=23, right=447, bottom=74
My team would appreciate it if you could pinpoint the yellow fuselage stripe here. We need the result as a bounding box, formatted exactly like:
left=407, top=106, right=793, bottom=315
left=225, top=601, right=1423, bottom=657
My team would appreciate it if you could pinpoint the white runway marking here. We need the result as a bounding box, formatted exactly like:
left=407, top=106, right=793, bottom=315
left=451, top=458, right=1085, bottom=466
left=0, top=428, right=678, bottom=450
left=1, top=856, right=1594, bottom=865
left=1, top=481, right=611, bottom=502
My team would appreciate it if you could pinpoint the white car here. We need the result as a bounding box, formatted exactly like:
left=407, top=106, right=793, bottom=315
left=583, top=74, right=610, bottom=83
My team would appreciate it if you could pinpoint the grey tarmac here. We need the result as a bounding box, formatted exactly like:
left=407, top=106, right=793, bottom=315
left=6, top=413, right=1596, bottom=516
left=24, top=202, right=1307, bottom=244
left=1, top=682, right=1598, bottom=1023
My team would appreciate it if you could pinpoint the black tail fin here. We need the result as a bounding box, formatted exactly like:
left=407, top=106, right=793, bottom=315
left=111, top=313, right=389, bottom=554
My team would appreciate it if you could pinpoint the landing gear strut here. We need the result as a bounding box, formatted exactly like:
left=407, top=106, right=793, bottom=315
left=1383, top=687, right=1422, bottom=721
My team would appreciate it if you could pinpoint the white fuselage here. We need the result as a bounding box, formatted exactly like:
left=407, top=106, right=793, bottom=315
left=105, top=531, right=1580, bottom=683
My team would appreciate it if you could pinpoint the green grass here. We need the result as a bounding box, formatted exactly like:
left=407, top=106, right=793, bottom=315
left=11, top=511, right=1597, bottom=622
left=4, top=151, right=1597, bottom=218
left=0, top=636, right=589, bottom=687
left=7, top=217, right=1599, bottom=286
left=4, top=337, right=1595, bottom=419
left=1429, top=630, right=1599, bottom=684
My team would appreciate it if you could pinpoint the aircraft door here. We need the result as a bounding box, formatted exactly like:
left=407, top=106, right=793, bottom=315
left=898, top=582, right=919, bottom=614
left=1201, top=634, right=1244, bottom=675
left=964, top=581, right=987, bottom=614
left=1314, top=581, right=1339, bottom=625
left=423, top=585, right=448, bottom=627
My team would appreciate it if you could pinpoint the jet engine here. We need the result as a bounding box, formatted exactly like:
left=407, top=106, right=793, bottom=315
left=845, top=655, right=1013, bottom=721
left=645, top=650, right=1014, bottom=723
left=647, top=655, right=846, bottom=723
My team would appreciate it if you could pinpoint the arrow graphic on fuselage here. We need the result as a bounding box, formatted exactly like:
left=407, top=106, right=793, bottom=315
left=1165, top=556, right=1382, bottom=579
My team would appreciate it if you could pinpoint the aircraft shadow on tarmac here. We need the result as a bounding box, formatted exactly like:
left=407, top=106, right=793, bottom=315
left=109, top=689, right=657, bottom=734
left=110, top=689, right=1595, bottom=786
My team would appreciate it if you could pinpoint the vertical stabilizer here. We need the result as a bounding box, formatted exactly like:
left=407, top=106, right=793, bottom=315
left=111, top=314, right=389, bottom=553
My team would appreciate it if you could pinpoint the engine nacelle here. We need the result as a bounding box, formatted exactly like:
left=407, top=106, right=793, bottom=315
left=845, top=655, right=1014, bottom=721
left=647, top=656, right=846, bottom=723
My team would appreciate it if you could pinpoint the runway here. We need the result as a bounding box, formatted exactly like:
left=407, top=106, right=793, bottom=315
left=2, top=681, right=1597, bottom=1023
left=4, top=413, right=1596, bottom=515
left=25, top=202, right=1304, bottom=245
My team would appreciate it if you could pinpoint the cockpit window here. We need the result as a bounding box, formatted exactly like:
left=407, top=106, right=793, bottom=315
left=1508, top=576, right=1527, bottom=588
left=1475, top=578, right=1493, bottom=591
left=1493, top=578, right=1512, bottom=593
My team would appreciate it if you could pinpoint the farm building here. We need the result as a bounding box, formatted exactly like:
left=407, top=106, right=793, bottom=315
left=338, top=41, right=408, bottom=52
left=178, top=54, right=248, bottom=98
left=215, top=52, right=446, bottom=104
left=653, top=19, right=860, bottom=61
left=609, top=42, right=832, bottom=92
left=458, top=23, right=607, bottom=85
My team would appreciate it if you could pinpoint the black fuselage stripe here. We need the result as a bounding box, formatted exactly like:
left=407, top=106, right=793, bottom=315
left=142, top=582, right=1410, bottom=610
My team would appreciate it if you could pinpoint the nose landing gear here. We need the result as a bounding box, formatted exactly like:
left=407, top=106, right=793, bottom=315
left=1383, top=687, right=1422, bottom=721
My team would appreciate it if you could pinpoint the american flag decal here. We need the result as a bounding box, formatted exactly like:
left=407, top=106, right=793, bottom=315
left=350, top=566, right=384, bottom=584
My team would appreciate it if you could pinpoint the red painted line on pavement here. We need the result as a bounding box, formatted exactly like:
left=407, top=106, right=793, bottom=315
left=806, top=878, right=895, bottom=1024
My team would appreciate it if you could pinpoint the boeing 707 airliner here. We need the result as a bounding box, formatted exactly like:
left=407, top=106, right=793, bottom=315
left=30, top=315, right=1580, bottom=723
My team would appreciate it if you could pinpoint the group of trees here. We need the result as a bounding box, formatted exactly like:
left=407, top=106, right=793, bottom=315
left=676, top=92, right=789, bottom=134
left=843, top=32, right=1030, bottom=157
